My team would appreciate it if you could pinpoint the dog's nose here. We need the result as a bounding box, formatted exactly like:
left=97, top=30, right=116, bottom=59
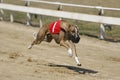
left=70, top=35, right=80, bottom=43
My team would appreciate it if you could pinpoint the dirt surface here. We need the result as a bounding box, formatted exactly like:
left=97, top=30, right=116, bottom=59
left=0, top=21, right=120, bottom=80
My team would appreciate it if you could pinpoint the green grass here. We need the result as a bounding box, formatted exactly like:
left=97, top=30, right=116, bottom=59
left=1, top=0, right=120, bottom=41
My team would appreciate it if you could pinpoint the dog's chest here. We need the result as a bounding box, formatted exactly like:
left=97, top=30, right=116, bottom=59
left=49, top=20, right=61, bottom=34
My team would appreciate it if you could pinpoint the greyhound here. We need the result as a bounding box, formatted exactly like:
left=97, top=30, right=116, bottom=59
left=28, top=20, right=81, bottom=66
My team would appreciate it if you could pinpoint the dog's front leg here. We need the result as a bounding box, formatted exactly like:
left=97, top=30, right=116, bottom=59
left=60, top=40, right=73, bottom=57
left=69, top=41, right=81, bottom=66
left=74, top=44, right=81, bottom=66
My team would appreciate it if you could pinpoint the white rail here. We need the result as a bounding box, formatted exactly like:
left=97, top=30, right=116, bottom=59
left=0, top=3, right=120, bottom=39
left=24, top=0, right=120, bottom=39
left=25, top=0, right=120, bottom=11
left=0, top=3, right=120, bottom=25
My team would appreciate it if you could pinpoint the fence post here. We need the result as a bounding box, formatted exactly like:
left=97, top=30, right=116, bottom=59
left=25, top=1, right=31, bottom=26
left=39, top=15, right=43, bottom=28
left=27, top=13, right=31, bottom=26
left=100, top=24, right=105, bottom=39
left=25, top=0, right=30, bottom=6
left=98, top=8, right=105, bottom=39
left=0, top=9, right=4, bottom=20
left=57, top=3, right=62, bottom=20
left=0, top=0, right=4, bottom=21
left=10, top=12, right=14, bottom=22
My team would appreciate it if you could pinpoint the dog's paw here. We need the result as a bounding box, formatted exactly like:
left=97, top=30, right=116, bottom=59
left=28, top=45, right=32, bottom=49
left=75, top=57, right=81, bottom=66
left=68, top=48, right=73, bottom=57
left=77, top=63, right=82, bottom=66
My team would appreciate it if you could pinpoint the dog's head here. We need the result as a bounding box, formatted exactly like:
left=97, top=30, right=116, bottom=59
left=68, top=25, right=80, bottom=43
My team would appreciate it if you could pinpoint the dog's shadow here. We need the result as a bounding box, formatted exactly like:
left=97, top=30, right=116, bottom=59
left=48, top=63, right=98, bottom=74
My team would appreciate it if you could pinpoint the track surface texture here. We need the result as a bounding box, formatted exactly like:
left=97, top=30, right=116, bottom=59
left=0, top=21, right=120, bottom=80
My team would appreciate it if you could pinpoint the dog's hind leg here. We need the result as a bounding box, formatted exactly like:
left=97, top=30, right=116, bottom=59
left=28, top=29, right=47, bottom=49
left=28, top=33, right=46, bottom=49
left=44, top=33, right=53, bottom=42
left=33, top=32, right=37, bottom=40
left=28, top=32, right=39, bottom=49
left=28, top=39, right=39, bottom=49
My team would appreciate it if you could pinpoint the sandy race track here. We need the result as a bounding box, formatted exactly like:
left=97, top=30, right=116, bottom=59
left=0, top=21, right=120, bottom=80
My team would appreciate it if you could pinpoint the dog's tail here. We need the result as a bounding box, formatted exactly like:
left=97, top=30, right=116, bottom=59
left=33, top=32, right=37, bottom=40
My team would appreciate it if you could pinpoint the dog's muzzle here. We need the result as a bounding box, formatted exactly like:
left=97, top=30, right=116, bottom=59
left=70, top=34, right=80, bottom=43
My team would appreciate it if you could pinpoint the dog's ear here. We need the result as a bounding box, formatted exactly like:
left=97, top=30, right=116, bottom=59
left=64, top=24, right=73, bottom=32
left=68, top=24, right=71, bottom=31
left=68, top=24, right=75, bottom=32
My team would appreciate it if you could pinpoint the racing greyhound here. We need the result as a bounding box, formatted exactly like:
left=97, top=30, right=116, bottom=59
left=28, top=20, right=81, bottom=66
